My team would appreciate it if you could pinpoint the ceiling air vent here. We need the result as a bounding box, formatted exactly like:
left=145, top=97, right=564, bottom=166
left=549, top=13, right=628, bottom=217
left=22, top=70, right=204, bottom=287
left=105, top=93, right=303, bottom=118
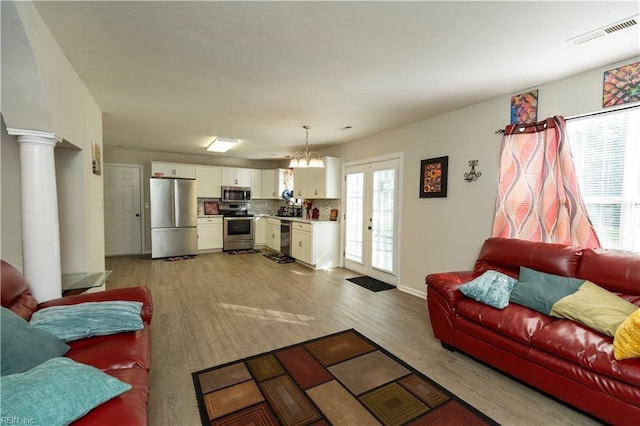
left=568, top=15, right=638, bottom=45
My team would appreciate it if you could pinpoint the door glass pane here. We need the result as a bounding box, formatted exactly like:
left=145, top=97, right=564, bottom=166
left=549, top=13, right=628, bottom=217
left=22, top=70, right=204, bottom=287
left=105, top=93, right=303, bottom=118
left=371, top=169, right=395, bottom=272
left=345, top=172, right=364, bottom=262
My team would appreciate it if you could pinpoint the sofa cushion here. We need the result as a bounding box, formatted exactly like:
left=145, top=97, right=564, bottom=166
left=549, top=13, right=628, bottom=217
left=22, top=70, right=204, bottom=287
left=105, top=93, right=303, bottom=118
left=550, top=281, right=638, bottom=337
left=30, top=301, right=144, bottom=343
left=0, top=357, right=131, bottom=425
left=66, top=325, right=152, bottom=371
left=457, top=299, right=555, bottom=346
left=510, top=267, right=584, bottom=314
left=531, top=320, right=640, bottom=389
left=577, top=248, right=640, bottom=294
left=72, top=368, right=149, bottom=426
left=458, top=270, right=517, bottom=309
left=1, top=307, right=69, bottom=376
left=614, top=309, right=640, bottom=360
left=473, top=238, right=583, bottom=278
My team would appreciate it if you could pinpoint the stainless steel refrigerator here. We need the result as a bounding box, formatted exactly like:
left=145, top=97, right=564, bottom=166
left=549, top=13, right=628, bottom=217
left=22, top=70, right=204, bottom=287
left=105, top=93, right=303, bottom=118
left=150, top=178, right=197, bottom=258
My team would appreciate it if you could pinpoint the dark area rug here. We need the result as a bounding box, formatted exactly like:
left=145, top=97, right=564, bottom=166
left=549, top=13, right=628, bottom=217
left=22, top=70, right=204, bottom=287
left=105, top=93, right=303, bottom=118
left=347, top=276, right=395, bottom=292
left=192, top=329, right=498, bottom=426
left=164, top=255, right=195, bottom=261
left=263, top=253, right=295, bottom=264
left=227, top=249, right=259, bottom=255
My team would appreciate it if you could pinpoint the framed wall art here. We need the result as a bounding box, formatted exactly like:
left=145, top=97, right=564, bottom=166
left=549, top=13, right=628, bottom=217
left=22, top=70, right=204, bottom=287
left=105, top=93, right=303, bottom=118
left=420, top=156, right=448, bottom=198
left=92, top=141, right=101, bottom=176
left=510, top=89, right=538, bottom=124
left=603, top=61, right=640, bottom=107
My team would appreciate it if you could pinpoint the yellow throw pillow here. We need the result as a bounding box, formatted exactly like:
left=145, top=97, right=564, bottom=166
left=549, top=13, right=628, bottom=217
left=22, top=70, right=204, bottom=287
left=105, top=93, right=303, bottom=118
left=613, top=308, right=640, bottom=360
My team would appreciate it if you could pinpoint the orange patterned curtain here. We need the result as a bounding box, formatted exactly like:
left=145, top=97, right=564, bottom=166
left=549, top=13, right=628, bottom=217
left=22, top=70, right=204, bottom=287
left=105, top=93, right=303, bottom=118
left=492, top=116, right=600, bottom=248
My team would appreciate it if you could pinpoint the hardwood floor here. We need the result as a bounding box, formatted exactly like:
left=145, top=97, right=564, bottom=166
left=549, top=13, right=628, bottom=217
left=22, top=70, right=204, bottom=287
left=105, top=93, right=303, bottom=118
left=106, top=251, right=601, bottom=426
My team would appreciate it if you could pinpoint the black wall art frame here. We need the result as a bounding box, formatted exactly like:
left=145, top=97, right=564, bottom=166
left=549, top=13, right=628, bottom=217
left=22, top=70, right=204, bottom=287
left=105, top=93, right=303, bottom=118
left=420, top=156, right=448, bottom=198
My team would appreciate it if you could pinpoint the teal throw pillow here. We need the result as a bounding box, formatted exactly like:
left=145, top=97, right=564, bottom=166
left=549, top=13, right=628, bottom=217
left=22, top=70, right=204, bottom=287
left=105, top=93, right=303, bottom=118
left=458, top=271, right=517, bottom=309
left=0, top=357, right=131, bottom=424
left=29, top=301, right=143, bottom=343
left=509, top=267, right=584, bottom=315
left=1, top=307, right=69, bottom=376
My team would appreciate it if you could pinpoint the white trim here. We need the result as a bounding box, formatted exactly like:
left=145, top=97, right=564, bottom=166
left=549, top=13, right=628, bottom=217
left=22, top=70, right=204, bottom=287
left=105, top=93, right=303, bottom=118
left=397, top=284, right=425, bottom=299
left=7, top=128, right=60, bottom=142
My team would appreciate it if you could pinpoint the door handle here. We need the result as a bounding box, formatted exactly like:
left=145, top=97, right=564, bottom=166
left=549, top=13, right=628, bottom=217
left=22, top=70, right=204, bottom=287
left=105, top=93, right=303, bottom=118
left=368, top=226, right=372, bottom=230
left=136, top=213, right=140, bottom=217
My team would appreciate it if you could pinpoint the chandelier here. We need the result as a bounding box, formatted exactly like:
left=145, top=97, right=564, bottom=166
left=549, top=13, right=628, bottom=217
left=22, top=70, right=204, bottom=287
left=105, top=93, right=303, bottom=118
left=288, top=125, right=324, bottom=168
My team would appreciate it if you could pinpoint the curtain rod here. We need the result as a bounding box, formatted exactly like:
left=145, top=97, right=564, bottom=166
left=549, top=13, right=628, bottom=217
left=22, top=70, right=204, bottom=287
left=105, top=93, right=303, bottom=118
left=494, top=104, right=639, bottom=134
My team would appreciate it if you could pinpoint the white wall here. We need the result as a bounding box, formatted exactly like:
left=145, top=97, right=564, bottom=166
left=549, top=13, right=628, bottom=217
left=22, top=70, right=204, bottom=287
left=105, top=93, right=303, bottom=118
left=1, top=1, right=105, bottom=274
left=324, top=56, right=640, bottom=298
left=1, top=118, right=23, bottom=268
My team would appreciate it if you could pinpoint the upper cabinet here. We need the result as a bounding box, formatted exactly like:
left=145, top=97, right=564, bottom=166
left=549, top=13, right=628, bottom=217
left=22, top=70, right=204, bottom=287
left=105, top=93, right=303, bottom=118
left=220, top=167, right=251, bottom=187
left=293, top=157, right=341, bottom=199
left=151, top=162, right=196, bottom=179
left=250, top=169, right=262, bottom=198
left=260, top=168, right=293, bottom=199
left=195, top=166, right=221, bottom=198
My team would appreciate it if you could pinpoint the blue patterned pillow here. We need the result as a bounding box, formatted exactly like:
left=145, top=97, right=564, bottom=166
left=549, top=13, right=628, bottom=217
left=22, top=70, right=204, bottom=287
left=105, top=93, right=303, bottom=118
left=0, top=357, right=131, bottom=425
left=1, top=307, right=69, bottom=375
left=459, top=271, right=517, bottom=309
left=29, top=301, right=143, bottom=343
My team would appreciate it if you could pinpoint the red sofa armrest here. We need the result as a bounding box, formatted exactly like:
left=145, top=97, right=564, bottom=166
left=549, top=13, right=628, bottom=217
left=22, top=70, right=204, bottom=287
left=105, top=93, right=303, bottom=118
left=37, top=286, right=153, bottom=324
left=426, top=271, right=474, bottom=346
left=426, top=271, right=475, bottom=306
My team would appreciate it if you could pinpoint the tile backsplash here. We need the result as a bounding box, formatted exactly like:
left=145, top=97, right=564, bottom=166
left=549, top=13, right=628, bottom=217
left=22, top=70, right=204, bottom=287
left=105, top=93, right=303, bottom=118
left=197, top=197, right=340, bottom=221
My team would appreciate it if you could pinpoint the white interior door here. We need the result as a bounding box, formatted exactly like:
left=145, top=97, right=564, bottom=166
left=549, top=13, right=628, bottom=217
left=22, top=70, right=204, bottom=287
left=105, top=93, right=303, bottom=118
left=344, top=159, right=400, bottom=285
left=104, top=164, right=143, bottom=256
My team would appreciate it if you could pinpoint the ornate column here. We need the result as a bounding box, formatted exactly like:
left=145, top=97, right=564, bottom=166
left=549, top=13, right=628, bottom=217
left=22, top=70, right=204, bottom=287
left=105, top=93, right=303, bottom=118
left=11, top=129, right=62, bottom=302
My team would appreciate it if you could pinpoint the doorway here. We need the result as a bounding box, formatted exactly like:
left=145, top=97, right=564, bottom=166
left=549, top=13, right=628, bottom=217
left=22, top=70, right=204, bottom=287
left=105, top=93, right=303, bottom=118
left=343, top=156, right=401, bottom=285
left=104, top=164, right=143, bottom=256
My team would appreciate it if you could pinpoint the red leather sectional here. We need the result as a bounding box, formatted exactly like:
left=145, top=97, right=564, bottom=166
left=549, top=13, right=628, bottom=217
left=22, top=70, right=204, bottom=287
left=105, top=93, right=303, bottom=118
left=1, top=260, right=152, bottom=425
left=426, top=238, right=640, bottom=425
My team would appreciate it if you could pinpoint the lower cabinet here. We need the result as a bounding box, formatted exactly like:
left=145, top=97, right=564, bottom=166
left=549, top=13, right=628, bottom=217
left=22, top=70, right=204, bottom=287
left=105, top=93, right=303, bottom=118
left=266, top=218, right=281, bottom=252
left=291, top=221, right=339, bottom=269
left=197, top=217, right=223, bottom=251
left=254, top=216, right=267, bottom=247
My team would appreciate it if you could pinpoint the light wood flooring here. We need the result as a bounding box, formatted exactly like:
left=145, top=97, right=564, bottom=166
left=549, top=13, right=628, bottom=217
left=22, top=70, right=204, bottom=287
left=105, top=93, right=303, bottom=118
left=105, top=251, right=601, bottom=426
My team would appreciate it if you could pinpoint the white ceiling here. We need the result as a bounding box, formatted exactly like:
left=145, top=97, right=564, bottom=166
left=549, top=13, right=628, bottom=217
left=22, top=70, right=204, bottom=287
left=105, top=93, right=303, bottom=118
left=33, top=1, right=639, bottom=160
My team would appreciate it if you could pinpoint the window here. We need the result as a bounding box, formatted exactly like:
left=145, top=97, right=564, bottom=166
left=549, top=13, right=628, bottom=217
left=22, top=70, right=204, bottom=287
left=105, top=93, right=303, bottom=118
left=567, top=107, right=640, bottom=253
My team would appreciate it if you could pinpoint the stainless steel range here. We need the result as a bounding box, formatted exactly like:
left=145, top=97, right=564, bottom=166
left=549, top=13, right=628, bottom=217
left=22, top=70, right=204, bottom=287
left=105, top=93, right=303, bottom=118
left=220, top=203, right=254, bottom=251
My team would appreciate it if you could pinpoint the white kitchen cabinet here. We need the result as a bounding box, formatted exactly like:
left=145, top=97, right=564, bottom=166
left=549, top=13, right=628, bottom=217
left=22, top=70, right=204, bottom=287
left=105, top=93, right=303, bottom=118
left=261, top=168, right=294, bottom=199
left=197, top=217, right=223, bottom=251
left=292, top=157, right=340, bottom=199
left=151, top=162, right=196, bottom=179
left=250, top=169, right=262, bottom=199
left=254, top=216, right=267, bottom=247
left=220, top=167, right=251, bottom=187
left=195, top=166, right=221, bottom=198
left=290, top=221, right=339, bottom=269
left=266, top=218, right=281, bottom=252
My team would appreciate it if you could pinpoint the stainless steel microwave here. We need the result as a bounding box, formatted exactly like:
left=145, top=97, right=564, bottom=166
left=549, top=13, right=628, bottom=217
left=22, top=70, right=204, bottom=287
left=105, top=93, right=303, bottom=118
left=221, top=186, right=251, bottom=203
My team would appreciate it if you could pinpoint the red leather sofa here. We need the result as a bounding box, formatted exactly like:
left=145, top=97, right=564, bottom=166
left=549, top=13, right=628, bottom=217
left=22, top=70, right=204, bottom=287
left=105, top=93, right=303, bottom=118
left=1, top=260, right=152, bottom=425
left=426, top=238, right=640, bottom=425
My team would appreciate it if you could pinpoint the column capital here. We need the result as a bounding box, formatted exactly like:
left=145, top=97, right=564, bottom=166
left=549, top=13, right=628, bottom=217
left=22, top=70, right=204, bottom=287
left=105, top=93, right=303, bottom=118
left=7, top=127, right=59, bottom=143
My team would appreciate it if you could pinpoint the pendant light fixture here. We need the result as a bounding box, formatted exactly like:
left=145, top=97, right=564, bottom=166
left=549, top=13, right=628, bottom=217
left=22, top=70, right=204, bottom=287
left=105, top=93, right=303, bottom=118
left=289, top=125, right=324, bottom=168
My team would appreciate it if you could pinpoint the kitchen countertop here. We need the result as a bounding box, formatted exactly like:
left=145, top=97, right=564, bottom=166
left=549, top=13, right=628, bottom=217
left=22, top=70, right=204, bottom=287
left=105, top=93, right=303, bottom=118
left=263, top=215, right=338, bottom=224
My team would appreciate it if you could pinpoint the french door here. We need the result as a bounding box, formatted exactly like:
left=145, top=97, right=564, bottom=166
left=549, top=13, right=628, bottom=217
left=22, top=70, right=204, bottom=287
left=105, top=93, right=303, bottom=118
left=344, top=158, right=400, bottom=285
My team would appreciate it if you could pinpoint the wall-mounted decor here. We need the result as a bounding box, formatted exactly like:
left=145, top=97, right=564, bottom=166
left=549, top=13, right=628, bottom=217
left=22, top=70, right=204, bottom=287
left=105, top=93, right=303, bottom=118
left=330, top=209, right=338, bottom=221
left=603, top=61, right=640, bottom=107
left=420, top=156, right=448, bottom=198
left=511, top=89, right=538, bottom=124
left=464, top=160, right=482, bottom=182
left=92, top=141, right=101, bottom=176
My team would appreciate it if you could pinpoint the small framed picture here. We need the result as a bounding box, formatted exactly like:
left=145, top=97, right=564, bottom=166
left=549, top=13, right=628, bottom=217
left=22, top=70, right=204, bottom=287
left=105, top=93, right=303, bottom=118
left=92, top=141, right=101, bottom=176
left=330, top=209, right=338, bottom=221
left=420, top=156, right=448, bottom=198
